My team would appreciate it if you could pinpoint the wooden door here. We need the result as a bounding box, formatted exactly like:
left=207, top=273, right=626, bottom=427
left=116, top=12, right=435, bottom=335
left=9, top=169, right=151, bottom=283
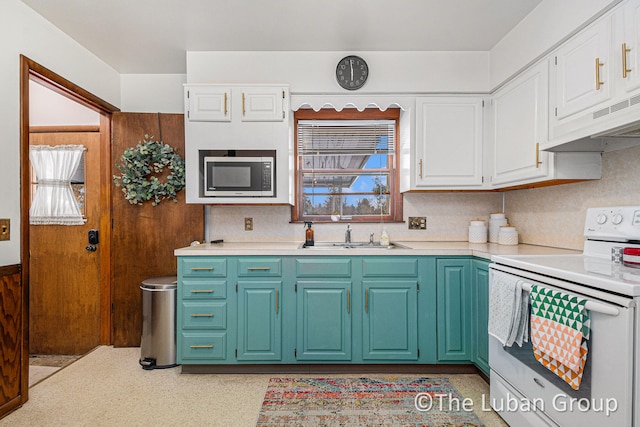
left=111, top=113, right=203, bottom=347
left=237, top=281, right=282, bottom=361
left=436, top=259, right=471, bottom=361
left=29, top=131, right=102, bottom=354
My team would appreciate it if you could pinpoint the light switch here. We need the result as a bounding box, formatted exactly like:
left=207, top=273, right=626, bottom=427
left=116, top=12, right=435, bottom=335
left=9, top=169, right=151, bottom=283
left=0, top=219, right=9, bottom=241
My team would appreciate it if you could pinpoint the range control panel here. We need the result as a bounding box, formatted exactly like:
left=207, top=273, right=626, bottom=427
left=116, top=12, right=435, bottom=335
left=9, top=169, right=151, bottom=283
left=584, top=206, right=640, bottom=242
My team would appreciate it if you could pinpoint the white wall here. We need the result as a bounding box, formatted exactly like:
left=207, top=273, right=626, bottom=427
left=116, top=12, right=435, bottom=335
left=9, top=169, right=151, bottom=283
left=30, top=81, right=100, bottom=126
left=0, top=0, right=121, bottom=266
left=120, top=74, right=186, bottom=113
left=187, top=51, right=491, bottom=93
left=490, top=0, right=620, bottom=88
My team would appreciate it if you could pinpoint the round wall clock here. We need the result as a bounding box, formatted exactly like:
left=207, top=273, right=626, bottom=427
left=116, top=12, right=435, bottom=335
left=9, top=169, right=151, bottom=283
left=336, top=55, right=369, bottom=90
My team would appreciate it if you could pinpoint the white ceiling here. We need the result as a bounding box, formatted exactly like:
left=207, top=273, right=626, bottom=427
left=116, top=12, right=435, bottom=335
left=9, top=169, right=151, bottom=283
left=21, top=0, right=542, bottom=74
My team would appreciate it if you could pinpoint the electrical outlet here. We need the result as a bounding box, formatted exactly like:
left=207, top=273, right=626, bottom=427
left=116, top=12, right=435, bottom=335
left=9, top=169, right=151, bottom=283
left=244, top=217, right=253, bottom=231
left=408, top=217, right=427, bottom=230
left=0, top=219, right=9, bottom=241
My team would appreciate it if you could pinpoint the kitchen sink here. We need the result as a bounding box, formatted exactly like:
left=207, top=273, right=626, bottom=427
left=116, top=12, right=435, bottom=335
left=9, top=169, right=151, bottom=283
left=299, top=242, right=409, bottom=250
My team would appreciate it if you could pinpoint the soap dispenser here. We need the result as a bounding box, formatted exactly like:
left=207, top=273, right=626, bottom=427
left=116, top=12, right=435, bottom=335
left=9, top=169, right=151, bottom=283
left=304, top=221, right=314, bottom=246
left=380, top=227, right=390, bottom=246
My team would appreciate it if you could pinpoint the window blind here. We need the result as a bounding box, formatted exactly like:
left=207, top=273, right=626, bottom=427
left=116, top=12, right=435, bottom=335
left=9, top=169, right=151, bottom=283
left=297, top=120, right=396, bottom=155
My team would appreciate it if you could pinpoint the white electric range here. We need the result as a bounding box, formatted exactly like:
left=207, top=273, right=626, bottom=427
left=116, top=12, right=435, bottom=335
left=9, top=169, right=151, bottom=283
left=489, top=206, right=640, bottom=427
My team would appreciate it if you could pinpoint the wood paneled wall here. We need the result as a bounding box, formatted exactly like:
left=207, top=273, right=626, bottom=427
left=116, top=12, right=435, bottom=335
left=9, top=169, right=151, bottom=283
left=0, top=265, right=23, bottom=418
left=111, top=113, right=203, bottom=346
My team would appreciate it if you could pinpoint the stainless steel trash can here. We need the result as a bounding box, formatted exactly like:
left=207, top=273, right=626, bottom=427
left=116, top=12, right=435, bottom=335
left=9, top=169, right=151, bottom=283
left=139, top=276, right=178, bottom=370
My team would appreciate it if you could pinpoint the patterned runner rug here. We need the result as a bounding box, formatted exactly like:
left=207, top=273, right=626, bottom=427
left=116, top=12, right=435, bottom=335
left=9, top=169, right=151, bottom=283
left=256, top=377, right=485, bottom=426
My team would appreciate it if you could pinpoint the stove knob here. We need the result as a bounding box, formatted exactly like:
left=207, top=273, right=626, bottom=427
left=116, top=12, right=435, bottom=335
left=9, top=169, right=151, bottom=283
left=612, top=213, right=623, bottom=225
left=596, top=213, right=608, bottom=225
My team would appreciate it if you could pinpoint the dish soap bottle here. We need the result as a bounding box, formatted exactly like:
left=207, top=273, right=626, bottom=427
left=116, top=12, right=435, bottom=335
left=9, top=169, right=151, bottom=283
left=380, top=227, right=390, bottom=246
left=304, top=221, right=314, bottom=246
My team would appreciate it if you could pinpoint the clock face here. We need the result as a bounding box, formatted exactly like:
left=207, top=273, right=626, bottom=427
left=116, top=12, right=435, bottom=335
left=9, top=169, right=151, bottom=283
left=336, top=56, right=368, bottom=90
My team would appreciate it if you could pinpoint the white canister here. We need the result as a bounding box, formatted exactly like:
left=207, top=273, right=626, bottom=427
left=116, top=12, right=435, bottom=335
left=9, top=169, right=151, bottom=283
left=489, top=213, right=508, bottom=243
left=498, top=226, right=519, bottom=245
left=468, top=220, right=488, bottom=243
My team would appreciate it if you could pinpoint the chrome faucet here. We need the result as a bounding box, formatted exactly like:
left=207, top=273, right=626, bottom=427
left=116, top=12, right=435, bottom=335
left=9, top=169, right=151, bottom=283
left=345, top=224, right=352, bottom=243
left=369, top=232, right=374, bottom=245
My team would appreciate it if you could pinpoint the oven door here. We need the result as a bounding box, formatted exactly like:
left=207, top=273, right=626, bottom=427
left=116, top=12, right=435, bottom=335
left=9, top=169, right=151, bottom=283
left=489, top=264, right=634, bottom=427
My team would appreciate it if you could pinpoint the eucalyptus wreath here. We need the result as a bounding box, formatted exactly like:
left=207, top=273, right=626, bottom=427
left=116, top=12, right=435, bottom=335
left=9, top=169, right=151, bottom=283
left=113, top=135, right=186, bottom=206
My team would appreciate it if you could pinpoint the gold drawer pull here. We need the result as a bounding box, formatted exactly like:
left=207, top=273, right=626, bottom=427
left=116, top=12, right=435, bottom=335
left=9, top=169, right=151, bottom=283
left=190, top=345, right=214, bottom=349
left=276, top=290, right=279, bottom=314
left=191, top=267, right=214, bottom=271
left=347, top=290, right=351, bottom=314
left=365, top=289, right=369, bottom=313
left=595, top=57, right=605, bottom=90
left=190, top=289, right=214, bottom=293
left=623, top=43, right=632, bottom=78
left=190, top=313, right=214, bottom=317
left=247, top=267, right=271, bottom=271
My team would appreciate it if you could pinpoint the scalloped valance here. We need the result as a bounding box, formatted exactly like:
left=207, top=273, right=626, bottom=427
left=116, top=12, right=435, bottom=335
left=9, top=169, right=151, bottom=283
left=290, top=94, right=414, bottom=112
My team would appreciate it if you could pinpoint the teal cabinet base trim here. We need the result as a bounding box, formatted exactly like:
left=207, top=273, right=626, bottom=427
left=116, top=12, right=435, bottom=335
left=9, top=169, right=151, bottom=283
left=181, top=363, right=483, bottom=374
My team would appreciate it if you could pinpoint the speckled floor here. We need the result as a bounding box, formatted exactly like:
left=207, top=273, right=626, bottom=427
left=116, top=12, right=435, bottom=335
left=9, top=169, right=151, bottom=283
left=2, top=346, right=508, bottom=426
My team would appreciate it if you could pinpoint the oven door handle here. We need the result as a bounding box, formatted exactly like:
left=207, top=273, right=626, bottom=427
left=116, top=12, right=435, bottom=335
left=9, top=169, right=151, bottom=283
left=520, top=282, right=620, bottom=317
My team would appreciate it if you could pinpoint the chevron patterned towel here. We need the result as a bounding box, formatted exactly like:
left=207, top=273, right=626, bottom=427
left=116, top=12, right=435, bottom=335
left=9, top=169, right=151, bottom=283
left=530, top=285, right=591, bottom=389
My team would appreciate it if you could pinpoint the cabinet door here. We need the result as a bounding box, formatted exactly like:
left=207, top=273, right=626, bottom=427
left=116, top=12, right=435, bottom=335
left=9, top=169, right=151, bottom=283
left=436, top=259, right=471, bottom=361
left=362, top=280, right=418, bottom=360
left=491, top=61, right=550, bottom=186
left=472, top=260, right=490, bottom=375
left=241, top=87, right=286, bottom=122
left=185, top=86, right=231, bottom=122
left=552, top=17, right=613, bottom=122
left=237, top=281, right=282, bottom=361
left=296, top=280, right=351, bottom=361
left=414, top=97, right=483, bottom=187
left=622, top=0, right=640, bottom=93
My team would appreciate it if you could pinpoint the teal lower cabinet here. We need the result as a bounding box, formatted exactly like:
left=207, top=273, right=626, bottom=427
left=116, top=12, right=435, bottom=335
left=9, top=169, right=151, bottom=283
left=175, top=254, right=488, bottom=374
left=436, top=259, right=472, bottom=361
left=362, top=280, right=418, bottom=360
left=295, top=280, right=352, bottom=361
left=471, top=259, right=490, bottom=375
left=236, top=281, right=282, bottom=361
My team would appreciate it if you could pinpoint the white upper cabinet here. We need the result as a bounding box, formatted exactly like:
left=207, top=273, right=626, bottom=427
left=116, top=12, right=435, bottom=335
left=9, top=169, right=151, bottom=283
left=546, top=1, right=640, bottom=149
left=621, top=0, right=640, bottom=93
left=490, top=61, right=550, bottom=186
left=183, top=84, right=291, bottom=204
left=413, top=96, right=484, bottom=188
left=240, top=87, right=286, bottom=121
left=552, top=16, right=614, bottom=124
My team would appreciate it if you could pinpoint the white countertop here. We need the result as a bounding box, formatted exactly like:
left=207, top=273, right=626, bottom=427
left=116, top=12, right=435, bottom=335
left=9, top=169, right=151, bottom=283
left=174, top=241, right=580, bottom=259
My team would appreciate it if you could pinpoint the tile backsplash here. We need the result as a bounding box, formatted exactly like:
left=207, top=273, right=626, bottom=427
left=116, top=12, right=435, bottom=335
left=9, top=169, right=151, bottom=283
left=205, top=144, right=640, bottom=250
left=207, top=192, right=502, bottom=243
left=505, top=144, right=640, bottom=250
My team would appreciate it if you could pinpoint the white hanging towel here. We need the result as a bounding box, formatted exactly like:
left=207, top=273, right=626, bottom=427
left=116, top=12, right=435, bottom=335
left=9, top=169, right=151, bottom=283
left=488, top=269, right=529, bottom=347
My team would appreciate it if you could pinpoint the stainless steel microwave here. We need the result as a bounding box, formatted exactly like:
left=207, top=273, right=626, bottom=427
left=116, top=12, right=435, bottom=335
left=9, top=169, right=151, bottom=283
left=203, top=156, right=274, bottom=197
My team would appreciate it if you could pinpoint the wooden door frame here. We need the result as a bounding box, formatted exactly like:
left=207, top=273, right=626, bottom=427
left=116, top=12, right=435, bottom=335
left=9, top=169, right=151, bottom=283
left=19, top=55, right=119, bottom=403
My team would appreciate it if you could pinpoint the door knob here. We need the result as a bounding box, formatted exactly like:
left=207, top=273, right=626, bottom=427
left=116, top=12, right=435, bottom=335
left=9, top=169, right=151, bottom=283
left=86, top=245, right=97, bottom=252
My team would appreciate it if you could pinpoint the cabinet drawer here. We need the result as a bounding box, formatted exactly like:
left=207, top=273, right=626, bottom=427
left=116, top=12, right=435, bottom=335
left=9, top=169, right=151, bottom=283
left=181, top=258, right=227, bottom=277
left=181, top=332, right=226, bottom=360
left=182, top=302, right=227, bottom=329
left=181, top=279, right=227, bottom=299
left=237, top=258, right=282, bottom=277
left=296, top=258, right=351, bottom=277
left=362, top=257, right=418, bottom=277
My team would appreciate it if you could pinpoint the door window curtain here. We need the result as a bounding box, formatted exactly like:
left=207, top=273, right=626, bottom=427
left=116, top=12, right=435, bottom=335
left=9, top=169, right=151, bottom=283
left=29, top=144, right=86, bottom=225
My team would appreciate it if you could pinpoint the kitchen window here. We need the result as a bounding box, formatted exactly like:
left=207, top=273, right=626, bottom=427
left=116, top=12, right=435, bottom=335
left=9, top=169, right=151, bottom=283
left=293, top=108, right=401, bottom=222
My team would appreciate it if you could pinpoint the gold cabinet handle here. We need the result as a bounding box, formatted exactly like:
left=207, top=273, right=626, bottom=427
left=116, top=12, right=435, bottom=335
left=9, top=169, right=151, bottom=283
left=190, top=344, right=213, bottom=349
left=190, top=313, right=214, bottom=317
left=347, top=290, right=351, bottom=314
left=191, top=267, right=214, bottom=271
left=623, top=43, right=632, bottom=78
left=242, top=92, right=246, bottom=115
left=275, top=290, right=279, bottom=314
left=224, top=92, right=228, bottom=116
left=190, top=289, right=214, bottom=294
left=365, top=289, right=369, bottom=313
left=247, top=267, right=271, bottom=271
left=418, top=159, right=423, bottom=179
left=535, top=143, right=542, bottom=168
left=595, top=57, right=605, bottom=90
